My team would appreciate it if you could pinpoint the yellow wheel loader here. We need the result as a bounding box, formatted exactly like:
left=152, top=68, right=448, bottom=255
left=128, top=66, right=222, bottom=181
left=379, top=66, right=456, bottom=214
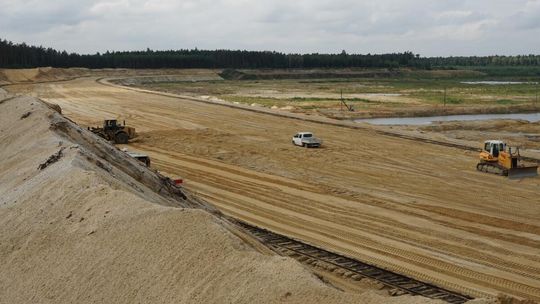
left=476, top=140, right=538, bottom=179
left=89, top=120, right=136, bottom=144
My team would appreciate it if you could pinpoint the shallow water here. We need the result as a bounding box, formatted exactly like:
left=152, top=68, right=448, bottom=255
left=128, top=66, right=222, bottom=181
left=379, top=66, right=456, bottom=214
left=356, top=112, right=540, bottom=125
left=461, top=81, right=538, bottom=85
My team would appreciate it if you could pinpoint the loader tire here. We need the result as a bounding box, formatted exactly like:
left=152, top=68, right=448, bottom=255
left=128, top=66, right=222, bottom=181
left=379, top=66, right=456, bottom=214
left=114, top=132, right=129, bottom=144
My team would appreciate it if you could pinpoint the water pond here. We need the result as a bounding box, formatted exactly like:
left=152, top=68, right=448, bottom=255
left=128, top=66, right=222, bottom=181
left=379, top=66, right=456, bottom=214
left=356, top=112, right=540, bottom=125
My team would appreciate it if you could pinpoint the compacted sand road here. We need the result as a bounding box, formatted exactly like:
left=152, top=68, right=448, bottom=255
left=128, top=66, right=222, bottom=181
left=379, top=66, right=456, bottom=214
left=7, top=76, right=540, bottom=301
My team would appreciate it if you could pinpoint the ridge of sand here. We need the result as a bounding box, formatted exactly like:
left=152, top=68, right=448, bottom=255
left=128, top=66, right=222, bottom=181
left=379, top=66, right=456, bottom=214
left=0, top=67, right=96, bottom=84
left=0, top=96, right=442, bottom=303
left=0, top=68, right=222, bottom=86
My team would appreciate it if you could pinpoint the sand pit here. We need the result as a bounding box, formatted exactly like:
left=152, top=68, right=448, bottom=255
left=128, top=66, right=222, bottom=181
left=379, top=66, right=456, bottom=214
left=0, top=68, right=222, bottom=86
left=9, top=75, right=539, bottom=301
left=0, top=96, right=443, bottom=303
left=0, top=67, right=47, bottom=83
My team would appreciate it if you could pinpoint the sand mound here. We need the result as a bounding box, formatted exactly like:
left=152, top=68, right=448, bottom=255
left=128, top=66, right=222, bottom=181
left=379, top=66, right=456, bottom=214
left=0, top=67, right=93, bottom=84
left=0, top=68, right=42, bottom=83
left=0, top=96, right=441, bottom=303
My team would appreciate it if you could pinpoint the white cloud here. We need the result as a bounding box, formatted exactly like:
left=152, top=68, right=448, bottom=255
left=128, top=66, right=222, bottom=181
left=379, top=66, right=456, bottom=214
left=0, top=0, right=539, bottom=56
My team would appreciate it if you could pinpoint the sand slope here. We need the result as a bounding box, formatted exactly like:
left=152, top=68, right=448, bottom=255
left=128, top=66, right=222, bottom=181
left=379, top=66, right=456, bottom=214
left=0, top=96, right=440, bottom=303
left=9, top=76, right=539, bottom=301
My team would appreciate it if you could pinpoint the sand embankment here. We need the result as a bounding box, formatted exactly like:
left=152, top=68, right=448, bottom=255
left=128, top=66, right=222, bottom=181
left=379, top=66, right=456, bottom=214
left=0, top=96, right=439, bottom=303
left=0, top=67, right=86, bottom=84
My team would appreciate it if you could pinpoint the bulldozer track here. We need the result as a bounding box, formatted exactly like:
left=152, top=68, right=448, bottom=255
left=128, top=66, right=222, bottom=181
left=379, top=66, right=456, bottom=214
left=476, top=162, right=506, bottom=176
left=152, top=148, right=540, bottom=300
left=237, top=221, right=473, bottom=304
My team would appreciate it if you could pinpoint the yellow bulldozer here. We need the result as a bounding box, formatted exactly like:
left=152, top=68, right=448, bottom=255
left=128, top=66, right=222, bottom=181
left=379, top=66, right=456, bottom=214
left=476, top=140, right=538, bottom=179
left=89, top=119, right=136, bottom=144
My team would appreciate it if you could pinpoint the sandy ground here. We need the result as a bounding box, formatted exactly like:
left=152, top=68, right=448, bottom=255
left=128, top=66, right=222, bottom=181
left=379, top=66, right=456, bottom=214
left=0, top=67, right=221, bottom=86
left=0, top=94, right=443, bottom=303
left=415, top=120, right=540, bottom=151
left=229, top=90, right=419, bottom=104
left=5, top=73, right=540, bottom=301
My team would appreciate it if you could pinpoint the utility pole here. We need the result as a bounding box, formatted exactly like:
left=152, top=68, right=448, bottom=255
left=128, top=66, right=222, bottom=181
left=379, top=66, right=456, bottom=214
left=340, top=89, right=343, bottom=111
left=534, top=81, right=538, bottom=106
left=288, top=55, right=292, bottom=69
left=443, top=87, right=447, bottom=107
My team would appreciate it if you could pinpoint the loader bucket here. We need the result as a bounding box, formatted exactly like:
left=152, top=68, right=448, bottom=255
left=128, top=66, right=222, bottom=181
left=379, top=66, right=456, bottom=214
left=508, top=166, right=539, bottom=179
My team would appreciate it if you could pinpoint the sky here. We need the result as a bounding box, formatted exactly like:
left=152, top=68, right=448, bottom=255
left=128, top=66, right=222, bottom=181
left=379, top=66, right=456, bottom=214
left=1, top=0, right=540, bottom=56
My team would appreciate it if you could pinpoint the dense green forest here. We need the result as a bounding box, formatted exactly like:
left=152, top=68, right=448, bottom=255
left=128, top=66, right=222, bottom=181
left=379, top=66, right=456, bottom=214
left=424, top=55, right=540, bottom=67
left=0, top=39, right=417, bottom=69
left=1, top=38, right=540, bottom=69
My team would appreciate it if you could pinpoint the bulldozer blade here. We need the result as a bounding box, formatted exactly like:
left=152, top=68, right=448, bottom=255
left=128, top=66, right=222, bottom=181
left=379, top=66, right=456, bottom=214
left=508, top=166, right=539, bottom=179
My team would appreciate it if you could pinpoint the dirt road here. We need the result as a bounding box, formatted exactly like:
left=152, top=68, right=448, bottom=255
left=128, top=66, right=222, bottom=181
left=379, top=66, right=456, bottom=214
left=7, top=76, right=540, bottom=301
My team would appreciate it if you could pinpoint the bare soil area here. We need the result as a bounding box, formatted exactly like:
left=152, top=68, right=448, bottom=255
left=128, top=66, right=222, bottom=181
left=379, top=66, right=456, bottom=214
left=0, top=94, right=436, bottom=303
left=4, top=71, right=540, bottom=302
left=399, top=120, right=540, bottom=153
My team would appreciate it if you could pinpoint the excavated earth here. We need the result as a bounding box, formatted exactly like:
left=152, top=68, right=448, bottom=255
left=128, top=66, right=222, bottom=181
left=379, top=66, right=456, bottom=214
left=3, top=68, right=540, bottom=303
left=0, top=92, right=446, bottom=303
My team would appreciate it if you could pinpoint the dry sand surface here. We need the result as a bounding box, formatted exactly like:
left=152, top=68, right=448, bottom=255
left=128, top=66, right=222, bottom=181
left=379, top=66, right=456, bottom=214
left=0, top=68, right=221, bottom=86
left=416, top=120, right=540, bottom=151
left=0, top=67, right=87, bottom=83
left=229, top=90, right=419, bottom=104
left=4, top=71, right=540, bottom=302
left=0, top=94, right=444, bottom=303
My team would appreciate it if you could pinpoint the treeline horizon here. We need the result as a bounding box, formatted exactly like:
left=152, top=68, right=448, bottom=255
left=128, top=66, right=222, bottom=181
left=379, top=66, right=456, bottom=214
left=1, top=38, right=540, bottom=69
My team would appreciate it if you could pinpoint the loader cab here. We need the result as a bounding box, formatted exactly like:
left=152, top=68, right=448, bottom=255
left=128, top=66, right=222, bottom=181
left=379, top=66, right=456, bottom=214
left=104, top=119, right=118, bottom=129
left=484, top=140, right=506, bottom=157
left=103, top=120, right=125, bottom=130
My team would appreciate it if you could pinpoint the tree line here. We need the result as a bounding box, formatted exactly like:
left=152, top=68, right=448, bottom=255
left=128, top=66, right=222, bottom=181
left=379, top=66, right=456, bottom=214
left=0, top=39, right=418, bottom=69
left=1, top=38, right=540, bottom=69
left=423, top=55, right=540, bottom=67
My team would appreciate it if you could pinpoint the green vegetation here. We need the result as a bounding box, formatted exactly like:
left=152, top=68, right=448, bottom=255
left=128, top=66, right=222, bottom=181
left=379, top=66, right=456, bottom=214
left=3, top=38, right=540, bottom=72
left=446, top=66, right=540, bottom=78
left=140, top=75, right=539, bottom=112
left=496, top=99, right=517, bottom=105
left=444, top=97, right=464, bottom=104
left=0, top=38, right=416, bottom=69
left=426, top=56, right=540, bottom=68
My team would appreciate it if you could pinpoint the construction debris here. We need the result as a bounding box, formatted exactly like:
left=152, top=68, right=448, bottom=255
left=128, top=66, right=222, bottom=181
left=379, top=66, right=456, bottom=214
left=37, top=147, right=65, bottom=170
left=20, top=111, right=32, bottom=119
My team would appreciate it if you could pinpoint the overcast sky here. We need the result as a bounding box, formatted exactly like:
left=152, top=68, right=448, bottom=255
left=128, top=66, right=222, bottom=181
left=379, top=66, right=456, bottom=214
left=1, top=0, right=540, bottom=56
